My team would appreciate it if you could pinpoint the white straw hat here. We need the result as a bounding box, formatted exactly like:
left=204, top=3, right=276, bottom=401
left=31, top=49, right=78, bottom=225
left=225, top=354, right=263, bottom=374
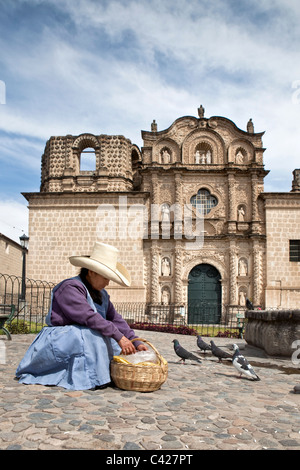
left=69, top=242, right=131, bottom=287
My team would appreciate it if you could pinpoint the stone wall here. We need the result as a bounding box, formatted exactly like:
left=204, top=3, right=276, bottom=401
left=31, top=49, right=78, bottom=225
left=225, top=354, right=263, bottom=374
left=261, top=193, right=300, bottom=309
left=245, top=309, right=300, bottom=356
left=0, top=234, right=24, bottom=277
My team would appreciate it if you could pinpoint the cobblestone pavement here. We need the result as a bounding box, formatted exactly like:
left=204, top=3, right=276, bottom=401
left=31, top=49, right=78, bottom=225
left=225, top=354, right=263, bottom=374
left=0, top=330, right=300, bottom=451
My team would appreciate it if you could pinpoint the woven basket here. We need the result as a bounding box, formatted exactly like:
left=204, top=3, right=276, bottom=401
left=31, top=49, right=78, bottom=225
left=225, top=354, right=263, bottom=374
left=110, top=338, right=168, bottom=392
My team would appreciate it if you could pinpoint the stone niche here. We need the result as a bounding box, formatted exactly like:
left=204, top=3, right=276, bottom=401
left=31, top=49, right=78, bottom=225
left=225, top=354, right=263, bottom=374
left=245, top=309, right=300, bottom=356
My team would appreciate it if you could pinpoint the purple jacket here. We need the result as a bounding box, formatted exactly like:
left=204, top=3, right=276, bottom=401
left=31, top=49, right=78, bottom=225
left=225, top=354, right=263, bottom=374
left=49, top=278, right=141, bottom=346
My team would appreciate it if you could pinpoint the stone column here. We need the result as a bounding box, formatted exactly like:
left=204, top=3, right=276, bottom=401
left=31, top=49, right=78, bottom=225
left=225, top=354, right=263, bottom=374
left=174, top=172, right=183, bottom=237
left=227, top=172, right=236, bottom=232
left=252, top=239, right=262, bottom=306
left=251, top=173, right=260, bottom=233
left=150, top=242, right=160, bottom=304
left=151, top=172, right=160, bottom=239
left=174, top=242, right=183, bottom=304
left=229, top=241, right=237, bottom=305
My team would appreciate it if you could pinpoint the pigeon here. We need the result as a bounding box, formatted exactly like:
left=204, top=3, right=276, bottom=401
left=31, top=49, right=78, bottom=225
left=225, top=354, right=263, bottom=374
left=246, top=298, right=254, bottom=310
left=172, top=339, right=201, bottom=364
left=232, top=344, right=260, bottom=381
left=197, top=335, right=212, bottom=354
left=210, top=340, right=232, bottom=362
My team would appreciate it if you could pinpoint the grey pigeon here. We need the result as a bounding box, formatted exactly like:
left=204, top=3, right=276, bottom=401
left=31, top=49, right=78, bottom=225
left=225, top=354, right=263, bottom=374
left=172, top=339, right=201, bottom=364
left=232, top=344, right=260, bottom=381
left=210, top=340, right=232, bottom=362
left=197, top=335, right=211, bottom=354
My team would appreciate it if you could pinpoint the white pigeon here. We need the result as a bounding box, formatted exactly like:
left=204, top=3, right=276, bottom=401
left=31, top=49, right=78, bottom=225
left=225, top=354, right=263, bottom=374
left=232, top=344, right=260, bottom=381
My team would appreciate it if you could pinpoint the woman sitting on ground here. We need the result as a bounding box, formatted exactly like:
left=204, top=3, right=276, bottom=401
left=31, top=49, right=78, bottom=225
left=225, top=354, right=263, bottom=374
left=16, top=242, right=147, bottom=390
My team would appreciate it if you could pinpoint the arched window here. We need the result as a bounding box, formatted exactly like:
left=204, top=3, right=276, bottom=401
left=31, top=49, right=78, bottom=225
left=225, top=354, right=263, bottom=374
left=80, top=147, right=96, bottom=171
left=190, top=188, right=218, bottom=215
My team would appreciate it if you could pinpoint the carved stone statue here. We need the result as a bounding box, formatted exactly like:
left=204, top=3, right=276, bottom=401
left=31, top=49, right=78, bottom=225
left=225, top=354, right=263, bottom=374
left=161, top=149, right=170, bottom=164
left=239, top=290, right=246, bottom=306
left=235, top=150, right=244, bottom=164
left=292, top=169, right=300, bottom=191
left=162, top=288, right=170, bottom=305
left=161, top=204, right=170, bottom=223
left=195, top=150, right=201, bottom=164
left=238, top=206, right=245, bottom=222
left=200, top=152, right=206, bottom=164
left=198, top=105, right=205, bottom=118
left=247, top=118, right=254, bottom=133
left=238, top=258, right=248, bottom=276
left=151, top=120, right=157, bottom=132
left=161, top=257, right=171, bottom=276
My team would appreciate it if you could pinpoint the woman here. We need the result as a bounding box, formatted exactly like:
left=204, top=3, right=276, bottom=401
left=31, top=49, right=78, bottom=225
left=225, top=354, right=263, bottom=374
left=16, top=242, right=147, bottom=390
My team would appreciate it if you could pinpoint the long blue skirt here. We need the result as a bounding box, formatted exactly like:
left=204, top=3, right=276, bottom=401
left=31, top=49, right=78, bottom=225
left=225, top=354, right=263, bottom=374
left=15, top=326, right=121, bottom=390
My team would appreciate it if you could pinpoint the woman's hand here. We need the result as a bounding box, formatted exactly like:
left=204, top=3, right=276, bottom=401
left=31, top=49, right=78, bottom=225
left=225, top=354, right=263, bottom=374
left=118, top=336, right=136, bottom=355
left=118, top=336, right=148, bottom=354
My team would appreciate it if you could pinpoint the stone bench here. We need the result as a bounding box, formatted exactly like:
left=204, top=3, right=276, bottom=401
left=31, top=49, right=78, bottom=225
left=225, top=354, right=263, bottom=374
left=245, top=309, right=300, bottom=356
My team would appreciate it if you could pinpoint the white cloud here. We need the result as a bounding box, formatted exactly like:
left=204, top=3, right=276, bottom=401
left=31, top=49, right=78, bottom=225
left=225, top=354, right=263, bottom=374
left=0, top=0, right=299, bottom=205
left=0, top=199, right=29, bottom=244
left=0, top=133, right=44, bottom=169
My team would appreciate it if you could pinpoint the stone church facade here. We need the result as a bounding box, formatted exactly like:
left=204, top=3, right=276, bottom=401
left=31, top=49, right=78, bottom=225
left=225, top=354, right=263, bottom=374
left=23, top=107, right=300, bottom=322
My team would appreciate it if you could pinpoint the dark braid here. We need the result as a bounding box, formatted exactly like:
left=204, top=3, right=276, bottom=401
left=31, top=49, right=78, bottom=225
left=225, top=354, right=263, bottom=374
left=79, top=268, right=102, bottom=305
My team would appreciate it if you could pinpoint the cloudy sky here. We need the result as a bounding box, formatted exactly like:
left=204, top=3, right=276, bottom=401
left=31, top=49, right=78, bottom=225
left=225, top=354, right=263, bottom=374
left=0, top=0, right=300, bottom=243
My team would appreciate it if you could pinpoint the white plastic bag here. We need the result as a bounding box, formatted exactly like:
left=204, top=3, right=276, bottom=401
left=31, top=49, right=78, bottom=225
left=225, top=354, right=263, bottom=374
left=118, top=349, right=158, bottom=365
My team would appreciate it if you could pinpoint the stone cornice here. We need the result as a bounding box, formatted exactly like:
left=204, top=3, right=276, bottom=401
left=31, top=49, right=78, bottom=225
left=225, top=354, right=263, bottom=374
left=260, top=192, right=300, bottom=208
left=139, top=165, right=268, bottom=176
left=22, top=191, right=150, bottom=207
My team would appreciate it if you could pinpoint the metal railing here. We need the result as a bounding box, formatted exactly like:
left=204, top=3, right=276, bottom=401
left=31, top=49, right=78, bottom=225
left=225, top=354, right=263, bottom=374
left=114, top=303, right=187, bottom=326
left=0, top=273, right=247, bottom=337
left=0, top=274, right=55, bottom=332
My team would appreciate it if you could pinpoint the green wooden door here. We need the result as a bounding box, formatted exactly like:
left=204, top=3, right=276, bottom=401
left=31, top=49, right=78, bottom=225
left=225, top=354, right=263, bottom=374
left=188, top=264, right=221, bottom=324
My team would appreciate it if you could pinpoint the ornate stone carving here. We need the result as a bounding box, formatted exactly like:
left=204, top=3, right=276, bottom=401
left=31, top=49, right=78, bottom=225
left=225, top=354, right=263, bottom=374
left=182, top=129, right=225, bottom=165
left=40, top=134, right=134, bottom=194
left=150, top=244, right=160, bottom=303
left=229, top=243, right=237, bottom=304
left=174, top=244, right=183, bottom=304
left=252, top=241, right=262, bottom=306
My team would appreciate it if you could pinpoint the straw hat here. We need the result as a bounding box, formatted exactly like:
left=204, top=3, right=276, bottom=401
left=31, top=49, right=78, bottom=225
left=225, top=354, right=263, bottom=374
left=69, top=242, right=131, bottom=287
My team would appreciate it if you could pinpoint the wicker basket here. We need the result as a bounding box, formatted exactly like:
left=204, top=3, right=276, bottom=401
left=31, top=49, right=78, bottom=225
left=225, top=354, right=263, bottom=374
left=110, top=338, right=168, bottom=392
